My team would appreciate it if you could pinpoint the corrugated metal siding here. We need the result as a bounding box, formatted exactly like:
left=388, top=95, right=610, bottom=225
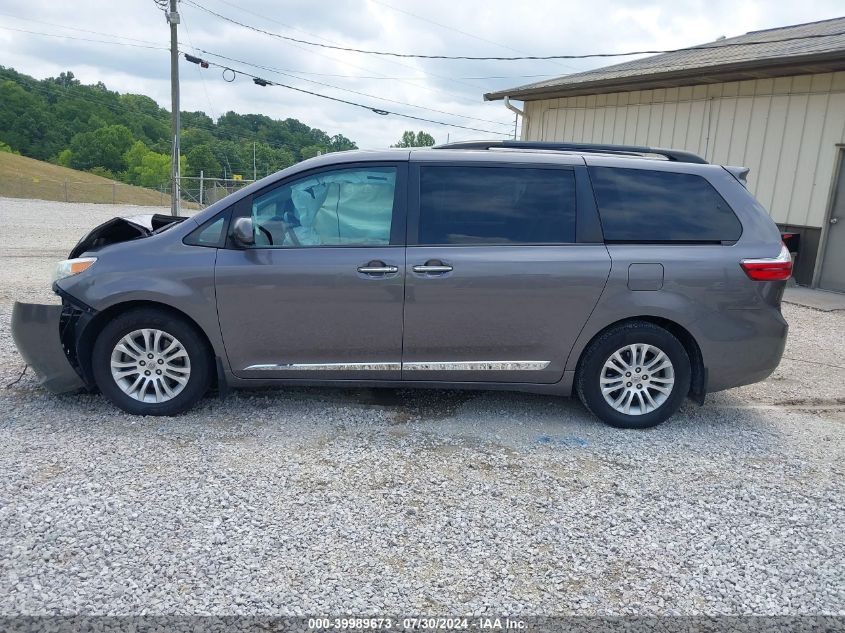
left=523, top=71, right=845, bottom=228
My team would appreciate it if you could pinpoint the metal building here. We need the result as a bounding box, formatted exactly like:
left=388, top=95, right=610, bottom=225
left=486, top=17, right=845, bottom=291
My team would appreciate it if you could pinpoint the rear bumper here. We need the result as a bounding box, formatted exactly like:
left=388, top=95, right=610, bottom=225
left=700, top=306, right=789, bottom=392
left=11, top=302, right=85, bottom=393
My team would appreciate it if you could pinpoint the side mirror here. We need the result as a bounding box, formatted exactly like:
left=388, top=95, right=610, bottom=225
left=231, top=217, right=255, bottom=247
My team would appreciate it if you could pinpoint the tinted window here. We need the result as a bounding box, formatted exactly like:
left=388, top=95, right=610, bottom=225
left=589, top=167, right=742, bottom=242
left=251, top=166, right=396, bottom=247
left=418, top=166, right=576, bottom=245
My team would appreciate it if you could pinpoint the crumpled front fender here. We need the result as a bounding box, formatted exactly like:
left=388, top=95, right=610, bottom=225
left=11, top=302, right=85, bottom=393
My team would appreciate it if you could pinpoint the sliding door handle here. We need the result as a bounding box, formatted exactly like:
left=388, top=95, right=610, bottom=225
left=358, top=261, right=399, bottom=275
left=413, top=259, right=453, bottom=274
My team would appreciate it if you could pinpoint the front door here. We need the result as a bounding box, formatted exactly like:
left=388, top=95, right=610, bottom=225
left=402, top=162, right=611, bottom=384
left=216, top=163, right=407, bottom=380
left=819, top=150, right=845, bottom=292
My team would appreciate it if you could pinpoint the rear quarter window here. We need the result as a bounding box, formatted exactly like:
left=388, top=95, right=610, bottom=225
left=589, top=167, right=742, bottom=243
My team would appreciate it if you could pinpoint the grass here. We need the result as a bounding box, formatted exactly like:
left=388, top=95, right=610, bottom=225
left=0, top=152, right=174, bottom=206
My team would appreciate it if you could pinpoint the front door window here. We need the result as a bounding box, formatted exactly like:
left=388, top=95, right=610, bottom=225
left=251, top=166, right=397, bottom=248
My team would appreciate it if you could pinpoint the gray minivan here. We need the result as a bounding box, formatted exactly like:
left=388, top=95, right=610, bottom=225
left=12, top=141, right=791, bottom=428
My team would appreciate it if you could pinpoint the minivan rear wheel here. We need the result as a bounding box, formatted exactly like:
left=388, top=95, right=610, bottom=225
left=576, top=321, right=691, bottom=429
left=92, top=307, right=212, bottom=416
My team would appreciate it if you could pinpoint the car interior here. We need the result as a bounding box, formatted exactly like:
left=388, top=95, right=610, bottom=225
left=251, top=167, right=396, bottom=247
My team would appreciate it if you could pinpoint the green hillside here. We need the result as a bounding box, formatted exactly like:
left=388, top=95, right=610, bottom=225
left=0, top=66, right=357, bottom=191
left=0, top=151, right=176, bottom=206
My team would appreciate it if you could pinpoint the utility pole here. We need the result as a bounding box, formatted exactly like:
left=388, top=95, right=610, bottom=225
left=168, top=0, right=181, bottom=216
left=253, top=141, right=257, bottom=181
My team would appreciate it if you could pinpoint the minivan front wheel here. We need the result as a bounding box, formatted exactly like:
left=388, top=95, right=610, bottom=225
left=576, top=321, right=691, bottom=429
left=92, top=308, right=212, bottom=416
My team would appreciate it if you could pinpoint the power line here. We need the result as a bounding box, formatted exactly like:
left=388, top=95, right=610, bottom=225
left=186, top=0, right=491, bottom=104
left=0, top=11, right=164, bottom=46
left=188, top=56, right=511, bottom=137
left=194, top=70, right=560, bottom=81
left=0, top=24, right=304, bottom=155
left=180, top=11, right=236, bottom=176
left=1, top=14, right=510, bottom=138
left=189, top=46, right=514, bottom=128
left=368, top=0, right=579, bottom=73
left=0, top=74, right=303, bottom=164
left=0, top=10, right=559, bottom=82
left=0, top=25, right=168, bottom=50
left=3, top=74, right=351, bottom=180
left=181, top=2, right=845, bottom=61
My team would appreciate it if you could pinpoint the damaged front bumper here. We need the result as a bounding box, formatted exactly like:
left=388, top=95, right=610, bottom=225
left=11, top=214, right=189, bottom=395
left=11, top=302, right=86, bottom=393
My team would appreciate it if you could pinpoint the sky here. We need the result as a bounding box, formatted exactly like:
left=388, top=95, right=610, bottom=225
left=1, top=0, right=843, bottom=149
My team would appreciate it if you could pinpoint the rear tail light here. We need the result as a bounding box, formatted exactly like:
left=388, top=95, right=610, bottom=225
left=740, top=243, right=793, bottom=281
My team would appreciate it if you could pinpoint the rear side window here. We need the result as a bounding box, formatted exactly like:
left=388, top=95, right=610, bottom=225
left=418, top=166, right=576, bottom=245
left=589, top=167, right=742, bottom=243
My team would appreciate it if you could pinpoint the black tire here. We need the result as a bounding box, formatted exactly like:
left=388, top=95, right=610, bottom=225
left=575, top=321, right=691, bottom=429
left=91, top=307, right=212, bottom=416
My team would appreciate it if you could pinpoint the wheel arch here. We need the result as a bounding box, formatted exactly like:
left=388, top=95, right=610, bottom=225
left=75, top=300, right=218, bottom=389
left=572, top=315, right=706, bottom=402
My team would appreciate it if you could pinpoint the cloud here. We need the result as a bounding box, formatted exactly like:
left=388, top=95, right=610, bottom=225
left=1, top=0, right=843, bottom=148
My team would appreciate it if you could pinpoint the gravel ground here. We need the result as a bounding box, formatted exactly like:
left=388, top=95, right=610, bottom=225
left=0, top=198, right=843, bottom=616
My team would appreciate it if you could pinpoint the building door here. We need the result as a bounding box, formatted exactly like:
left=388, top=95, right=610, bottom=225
left=819, top=151, right=845, bottom=292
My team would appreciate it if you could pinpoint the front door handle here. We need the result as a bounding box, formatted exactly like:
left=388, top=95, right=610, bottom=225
left=413, top=260, right=453, bottom=274
left=358, top=260, right=399, bottom=275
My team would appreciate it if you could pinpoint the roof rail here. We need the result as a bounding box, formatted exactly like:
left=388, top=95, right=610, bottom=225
left=432, top=140, right=708, bottom=164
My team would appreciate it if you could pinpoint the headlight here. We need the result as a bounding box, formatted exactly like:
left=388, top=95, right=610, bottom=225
left=53, top=257, right=97, bottom=282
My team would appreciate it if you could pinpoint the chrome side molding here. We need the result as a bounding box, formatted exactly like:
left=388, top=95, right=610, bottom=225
left=403, top=360, right=550, bottom=371
left=244, top=362, right=401, bottom=371
left=243, top=360, right=550, bottom=372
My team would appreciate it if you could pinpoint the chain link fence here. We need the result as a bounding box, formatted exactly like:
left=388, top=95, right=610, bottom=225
left=177, top=176, right=256, bottom=208
left=0, top=174, right=255, bottom=209
left=0, top=174, right=175, bottom=206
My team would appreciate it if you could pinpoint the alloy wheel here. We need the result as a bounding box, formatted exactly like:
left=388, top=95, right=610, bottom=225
left=600, top=343, right=675, bottom=415
left=109, top=328, right=191, bottom=403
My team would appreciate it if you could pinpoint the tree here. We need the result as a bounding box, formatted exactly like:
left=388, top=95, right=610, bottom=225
left=68, top=124, right=134, bottom=173
left=56, top=148, right=72, bottom=166
left=48, top=71, right=80, bottom=88
left=392, top=130, right=435, bottom=148
left=124, top=140, right=182, bottom=189
left=132, top=151, right=170, bottom=188
left=185, top=144, right=221, bottom=179
left=0, top=65, right=362, bottom=188
left=0, top=80, right=52, bottom=158
left=241, top=142, right=295, bottom=177
left=300, top=144, right=325, bottom=160
left=89, top=166, right=116, bottom=179
left=329, top=134, right=357, bottom=152
left=181, top=127, right=216, bottom=154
